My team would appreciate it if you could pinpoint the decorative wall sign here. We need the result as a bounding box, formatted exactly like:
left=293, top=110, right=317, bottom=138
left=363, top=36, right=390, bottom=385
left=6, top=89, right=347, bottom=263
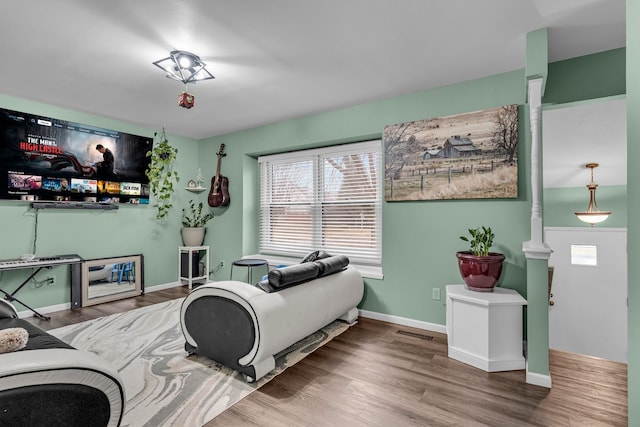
left=383, top=104, right=518, bottom=201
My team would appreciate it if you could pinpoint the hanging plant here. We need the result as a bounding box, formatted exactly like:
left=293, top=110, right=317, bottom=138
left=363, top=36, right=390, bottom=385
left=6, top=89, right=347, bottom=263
left=146, top=128, right=179, bottom=220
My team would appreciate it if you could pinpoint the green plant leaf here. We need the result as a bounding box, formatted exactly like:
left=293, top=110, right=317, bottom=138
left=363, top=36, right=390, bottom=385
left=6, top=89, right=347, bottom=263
left=182, top=199, right=214, bottom=227
left=461, top=226, right=496, bottom=256
left=146, top=128, right=179, bottom=220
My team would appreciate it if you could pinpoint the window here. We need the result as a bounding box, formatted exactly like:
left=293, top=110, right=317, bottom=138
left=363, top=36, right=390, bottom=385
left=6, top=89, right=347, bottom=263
left=571, top=244, right=598, bottom=266
left=259, top=140, right=382, bottom=271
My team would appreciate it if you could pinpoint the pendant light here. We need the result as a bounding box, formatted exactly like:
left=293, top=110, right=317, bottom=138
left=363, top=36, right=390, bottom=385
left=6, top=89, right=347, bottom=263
left=574, top=163, right=611, bottom=226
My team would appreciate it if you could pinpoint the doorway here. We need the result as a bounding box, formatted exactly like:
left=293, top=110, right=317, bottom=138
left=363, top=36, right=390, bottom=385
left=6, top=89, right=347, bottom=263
left=545, top=227, right=627, bottom=363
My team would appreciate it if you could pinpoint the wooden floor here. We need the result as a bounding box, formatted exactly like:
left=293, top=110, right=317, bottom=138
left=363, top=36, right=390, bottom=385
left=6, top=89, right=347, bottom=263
left=28, top=287, right=628, bottom=427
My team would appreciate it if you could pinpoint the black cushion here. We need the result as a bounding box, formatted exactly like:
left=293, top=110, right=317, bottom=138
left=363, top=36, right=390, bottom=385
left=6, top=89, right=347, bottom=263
left=315, top=255, right=349, bottom=277
left=0, top=384, right=111, bottom=427
left=256, top=279, right=276, bottom=293
left=301, top=250, right=332, bottom=263
left=268, top=262, right=320, bottom=289
left=0, top=318, right=74, bottom=351
left=261, top=254, right=350, bottom=292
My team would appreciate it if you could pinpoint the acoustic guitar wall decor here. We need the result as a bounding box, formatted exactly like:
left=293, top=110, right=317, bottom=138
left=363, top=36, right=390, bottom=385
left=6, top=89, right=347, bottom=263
left=208, top=144, right=230, bottom=207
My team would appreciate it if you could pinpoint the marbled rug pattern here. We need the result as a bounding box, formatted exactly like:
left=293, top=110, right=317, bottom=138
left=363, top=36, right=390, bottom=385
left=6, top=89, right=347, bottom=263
left=50, top=298, right=350, bottom=427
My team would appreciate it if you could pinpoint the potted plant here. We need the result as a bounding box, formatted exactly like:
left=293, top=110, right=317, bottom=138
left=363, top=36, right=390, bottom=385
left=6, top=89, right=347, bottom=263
left=146, top=128, right=179, bottom=220
left=181, top=199, right=214, bottom=246
left=456, top=226, right=505, bottom=292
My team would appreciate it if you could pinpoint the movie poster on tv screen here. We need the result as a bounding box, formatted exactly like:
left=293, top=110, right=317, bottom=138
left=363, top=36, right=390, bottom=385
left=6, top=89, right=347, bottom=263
left=120, top=182, right=141, bottom=196
left=0, top=107, right=152, bottom=204
left=42, top=177, right=69, bottom=192
left=98, top=181, right=121, bottom=194
left=8, top=172, right=42, bottom=191
left=70, top=178, right=97, bottom=194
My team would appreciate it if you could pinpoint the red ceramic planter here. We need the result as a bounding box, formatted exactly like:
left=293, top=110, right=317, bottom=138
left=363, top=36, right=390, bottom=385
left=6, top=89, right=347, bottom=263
left=456, top=251, right=505, bottom=292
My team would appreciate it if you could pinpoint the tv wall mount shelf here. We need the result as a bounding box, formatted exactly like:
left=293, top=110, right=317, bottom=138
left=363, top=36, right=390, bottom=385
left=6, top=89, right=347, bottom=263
left=31, top=201, right=119, bottom=210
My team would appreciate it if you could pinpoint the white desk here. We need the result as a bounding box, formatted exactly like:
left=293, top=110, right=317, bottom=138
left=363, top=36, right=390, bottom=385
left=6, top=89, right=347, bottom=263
left=446, top=284, right=527, bottom=372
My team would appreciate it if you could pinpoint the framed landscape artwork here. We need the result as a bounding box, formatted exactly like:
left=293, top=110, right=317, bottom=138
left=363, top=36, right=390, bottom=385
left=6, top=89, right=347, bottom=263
left=383, top=104, right=518, bottom=201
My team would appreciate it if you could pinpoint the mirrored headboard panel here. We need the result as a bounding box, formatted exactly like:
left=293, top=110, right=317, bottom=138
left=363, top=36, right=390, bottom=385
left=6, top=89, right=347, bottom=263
left=81, top=254, right=144, bottom=307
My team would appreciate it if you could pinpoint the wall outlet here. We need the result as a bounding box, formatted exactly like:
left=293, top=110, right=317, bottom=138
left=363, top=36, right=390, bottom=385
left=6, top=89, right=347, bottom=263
left=209, top=261, right=225, bottom=277
left=432, top=287, right=441, bottom=300
left=47, top=276, right=55, bottom=286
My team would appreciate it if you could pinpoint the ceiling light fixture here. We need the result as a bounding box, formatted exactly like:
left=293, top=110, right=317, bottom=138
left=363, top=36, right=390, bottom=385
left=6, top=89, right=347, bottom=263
left=153, top=50, right=215, bottom=84
left=153, top=50, right=215, bottom=109
left=574, top=163, right=611, bottom=226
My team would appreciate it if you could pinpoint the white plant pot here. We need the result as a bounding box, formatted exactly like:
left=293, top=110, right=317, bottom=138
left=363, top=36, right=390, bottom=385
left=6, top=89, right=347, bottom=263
left=181, top=227, right=205, bottom=247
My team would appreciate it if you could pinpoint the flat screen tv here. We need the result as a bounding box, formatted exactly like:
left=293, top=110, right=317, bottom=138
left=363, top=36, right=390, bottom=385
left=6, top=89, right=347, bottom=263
left=0, top=107, right=151, bottom=205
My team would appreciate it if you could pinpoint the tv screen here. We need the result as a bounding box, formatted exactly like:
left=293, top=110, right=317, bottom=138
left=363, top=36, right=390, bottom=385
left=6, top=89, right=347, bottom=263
left=0, top=107, right=151, bottom=204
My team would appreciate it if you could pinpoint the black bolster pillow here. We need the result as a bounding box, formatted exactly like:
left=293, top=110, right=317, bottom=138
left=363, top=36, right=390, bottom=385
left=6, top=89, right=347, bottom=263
left=268, top=262, right=320, bottom=289
left=315, top=255, right=349, bottom=277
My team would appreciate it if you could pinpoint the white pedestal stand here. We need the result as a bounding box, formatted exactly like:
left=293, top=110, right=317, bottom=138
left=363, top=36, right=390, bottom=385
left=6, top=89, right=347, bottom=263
left=446, top=284, right=527, bottom=372
left=178, top=246, right=210, bottom=289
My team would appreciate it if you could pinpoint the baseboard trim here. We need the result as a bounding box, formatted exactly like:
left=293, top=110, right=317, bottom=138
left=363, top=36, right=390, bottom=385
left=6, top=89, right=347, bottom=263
left=448, top=346, right=525, bottom=372
left=526, top=364, right=553, bottom=388
left=17, top=302, right=70, bottom=319
left=145, top=281, right=186, bottom=292
left=359, top=309, right=447, bottom=334
left=147, top=280, right=217, bottom=292
left=16, top=280, right=188, bottom=318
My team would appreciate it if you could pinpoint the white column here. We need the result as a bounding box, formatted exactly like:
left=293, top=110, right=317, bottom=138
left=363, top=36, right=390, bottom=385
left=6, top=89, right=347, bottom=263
left=523, top=77, right=552, bottom=389
left=523, top=78, right=552, bottom=259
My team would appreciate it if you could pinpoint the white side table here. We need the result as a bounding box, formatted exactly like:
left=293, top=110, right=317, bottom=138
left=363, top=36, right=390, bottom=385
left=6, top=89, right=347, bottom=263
left=446, top=284, right=527, bottom=372
left=178, top=246, right=210, bottom=289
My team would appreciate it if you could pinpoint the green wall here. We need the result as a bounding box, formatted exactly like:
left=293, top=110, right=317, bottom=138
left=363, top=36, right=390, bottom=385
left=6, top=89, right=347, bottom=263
left=0, top=49, right=624, bottom=325
left=200, top=70, right=531, bottom=326
left=197, top=49, right=625, bottom=328
left=0, top=38, right=633, bottom=421
left=0, top=93, right=200, bottom=309
left=627, top=0, right=639, bottom=422
left=544, top=185, right=627, bottom=228
left=544, top=48, right=626, bottom=105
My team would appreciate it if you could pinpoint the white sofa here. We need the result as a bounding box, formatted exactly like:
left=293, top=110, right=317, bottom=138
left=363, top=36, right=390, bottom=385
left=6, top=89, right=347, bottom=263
left=180, top=256, right=363, bottom=382
left=0, top=300, right=125, bottom=427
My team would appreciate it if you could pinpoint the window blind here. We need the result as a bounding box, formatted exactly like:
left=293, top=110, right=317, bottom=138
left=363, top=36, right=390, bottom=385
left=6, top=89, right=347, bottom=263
left=259, top=140, right=382, bottom=266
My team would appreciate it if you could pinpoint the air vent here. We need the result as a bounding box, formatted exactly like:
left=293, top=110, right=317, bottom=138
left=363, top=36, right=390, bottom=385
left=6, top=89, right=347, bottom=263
left=396, top=330, right=434, bottom=341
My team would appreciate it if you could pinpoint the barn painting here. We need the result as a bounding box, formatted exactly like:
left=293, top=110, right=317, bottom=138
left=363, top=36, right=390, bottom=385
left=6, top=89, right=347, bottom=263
left=383, top=104, right=518, bottom=201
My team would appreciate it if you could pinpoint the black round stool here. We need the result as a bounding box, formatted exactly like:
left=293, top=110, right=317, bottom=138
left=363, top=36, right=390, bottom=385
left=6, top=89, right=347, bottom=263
left=230, top=258, right=268, bottom=284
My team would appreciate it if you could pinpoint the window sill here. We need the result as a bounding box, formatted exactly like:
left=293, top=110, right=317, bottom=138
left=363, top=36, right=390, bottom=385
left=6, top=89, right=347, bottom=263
left=243, top=254, right=383, bottom=280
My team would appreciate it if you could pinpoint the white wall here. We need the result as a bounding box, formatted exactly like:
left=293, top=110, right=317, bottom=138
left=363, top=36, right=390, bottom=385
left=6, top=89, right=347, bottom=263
left=545, top=227, right=627, bottom=363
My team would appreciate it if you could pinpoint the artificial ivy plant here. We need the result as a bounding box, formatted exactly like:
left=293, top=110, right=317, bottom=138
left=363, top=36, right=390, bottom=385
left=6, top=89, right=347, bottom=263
left=146, top=128, right=179, bottom=220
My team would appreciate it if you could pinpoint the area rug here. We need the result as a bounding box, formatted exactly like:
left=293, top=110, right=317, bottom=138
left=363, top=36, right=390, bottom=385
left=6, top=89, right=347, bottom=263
left=50, top=298, right=350, bottom=427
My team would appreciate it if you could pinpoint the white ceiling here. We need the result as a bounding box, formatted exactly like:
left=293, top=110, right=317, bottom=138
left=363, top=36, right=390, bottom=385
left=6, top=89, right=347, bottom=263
left=0, top=0, right=626, bottom=140
left=543, top=97, right=627, bottom=188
